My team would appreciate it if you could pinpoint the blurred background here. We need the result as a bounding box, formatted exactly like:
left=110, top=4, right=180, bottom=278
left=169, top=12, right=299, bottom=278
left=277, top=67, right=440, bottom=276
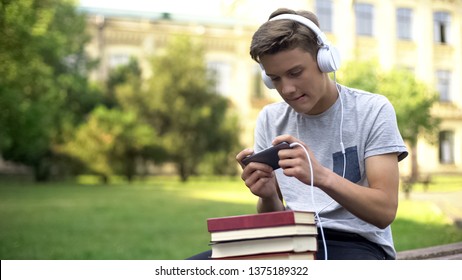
left=0, top=0, right=461, bottom=260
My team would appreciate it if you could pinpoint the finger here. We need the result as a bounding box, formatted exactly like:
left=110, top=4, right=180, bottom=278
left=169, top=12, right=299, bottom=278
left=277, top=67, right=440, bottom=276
left=248, top=177, right=272, bottom=196
left=242, top=164, right=274, bottom=186
left=272, top=134, right=294, bottom=146
left=236, top=148, right=254, bottom=169
left=282, top=166, right=310, bottom=183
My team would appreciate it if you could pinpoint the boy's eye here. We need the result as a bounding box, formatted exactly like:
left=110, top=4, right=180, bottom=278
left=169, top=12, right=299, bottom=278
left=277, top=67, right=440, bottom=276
left=269, top=68, right=302, bottom=81
left=270, top=76, right=280, bottom=82
left=290, top=70, right=302, bottom=77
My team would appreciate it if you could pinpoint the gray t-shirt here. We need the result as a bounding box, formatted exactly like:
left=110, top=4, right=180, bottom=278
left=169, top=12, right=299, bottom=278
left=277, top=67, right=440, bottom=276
left=253, top=85, right=408, bottom=258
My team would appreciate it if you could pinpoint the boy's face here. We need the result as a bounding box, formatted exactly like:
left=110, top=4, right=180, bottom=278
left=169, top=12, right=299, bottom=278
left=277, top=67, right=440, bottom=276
left=260, top=47, right=333, bottom=115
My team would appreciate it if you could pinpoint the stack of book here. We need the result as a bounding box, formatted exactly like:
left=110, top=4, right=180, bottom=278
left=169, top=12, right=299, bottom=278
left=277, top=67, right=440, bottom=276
left=207, top=210, right=318, bottom=260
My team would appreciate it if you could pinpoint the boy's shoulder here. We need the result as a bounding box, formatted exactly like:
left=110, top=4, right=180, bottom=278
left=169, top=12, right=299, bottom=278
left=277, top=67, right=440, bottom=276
left=261, top=101, right=292, bottom=114
left=342, top=86, right=392, bottom=110
left=343, top=86, right=389, bottom=103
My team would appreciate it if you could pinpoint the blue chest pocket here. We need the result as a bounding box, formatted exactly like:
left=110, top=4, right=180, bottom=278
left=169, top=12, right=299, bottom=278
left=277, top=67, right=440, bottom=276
left=332, top=146, right=361, bottom=183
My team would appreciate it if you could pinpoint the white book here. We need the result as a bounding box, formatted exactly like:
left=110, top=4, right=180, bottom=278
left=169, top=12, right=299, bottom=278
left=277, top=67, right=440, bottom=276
left=210, top=224, right=317, bottom=242
left=211, top=235, right=317, bottom=259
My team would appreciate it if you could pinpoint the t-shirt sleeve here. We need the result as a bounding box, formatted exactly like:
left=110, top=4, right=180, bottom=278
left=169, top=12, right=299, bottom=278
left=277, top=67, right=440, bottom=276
left=253, top=106, right=272, bottom=153
left=364, top=97, right=408, bottom=162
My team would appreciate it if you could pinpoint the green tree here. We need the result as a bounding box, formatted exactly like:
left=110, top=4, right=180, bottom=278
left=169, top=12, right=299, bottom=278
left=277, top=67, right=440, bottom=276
left=59, top=106, right=159, bottom=183
left=145, top=36, right=241, bottom=181
left=378, top=68, right=440, bottom=182
left=105, top=57, right=142, bottom=109
left=338, top=61, right=440, bottom=182
left=0, top=0, right=100, bottom=181
left=108, top=57, right=150, bottom=120
left=106, top=58, right=169, bottom=180
left=198, top=112, right=242, bottom=176
left=59, top=59, right=168, bottom=183
left=336, top=60, right=380, bottom=93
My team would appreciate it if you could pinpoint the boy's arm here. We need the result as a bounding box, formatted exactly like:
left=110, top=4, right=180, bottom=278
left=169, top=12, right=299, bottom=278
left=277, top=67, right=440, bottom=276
left=320, top=153, right=400, bottom=229
left=257, top=181, right=285, bottom=213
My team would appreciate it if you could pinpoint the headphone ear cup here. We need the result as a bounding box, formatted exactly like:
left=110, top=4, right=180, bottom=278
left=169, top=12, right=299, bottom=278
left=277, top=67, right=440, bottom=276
left=261, top=68, right=275, bottom=89
left=317, top=45, right=341, bottom=73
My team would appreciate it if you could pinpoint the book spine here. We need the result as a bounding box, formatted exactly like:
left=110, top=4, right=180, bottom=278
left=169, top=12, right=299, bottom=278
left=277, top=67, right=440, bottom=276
left=208, top=213, right=297, bottom=232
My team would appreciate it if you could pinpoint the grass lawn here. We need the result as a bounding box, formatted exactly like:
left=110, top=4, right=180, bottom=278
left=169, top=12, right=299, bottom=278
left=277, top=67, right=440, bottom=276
left=1, top=175, right=461, bottom=259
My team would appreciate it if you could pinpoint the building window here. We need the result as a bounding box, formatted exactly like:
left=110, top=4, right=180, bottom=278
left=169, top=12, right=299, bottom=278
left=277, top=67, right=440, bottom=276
left=315, top=0, right=333, bottom=32
left=397, top=8, right=412, bottom=40
left=434, top=11, right=451, bottom=44
left=109, top=53, right=130, bottom=69
left=436, top=70, right=451, bottom=102
left=355, top=3, right=374, bottom=36
left=207, top=61, right=231, bottom=96
left=439, top=131, right=454, bottom=164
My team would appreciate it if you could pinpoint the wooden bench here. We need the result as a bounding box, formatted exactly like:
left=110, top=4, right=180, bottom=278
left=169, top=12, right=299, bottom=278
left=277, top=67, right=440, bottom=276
left=397, top=242, right=462, bottom=260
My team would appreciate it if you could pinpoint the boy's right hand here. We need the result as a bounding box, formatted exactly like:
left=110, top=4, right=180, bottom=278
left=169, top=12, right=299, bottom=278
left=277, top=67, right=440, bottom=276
left=236, top=148, right=279, bottom=199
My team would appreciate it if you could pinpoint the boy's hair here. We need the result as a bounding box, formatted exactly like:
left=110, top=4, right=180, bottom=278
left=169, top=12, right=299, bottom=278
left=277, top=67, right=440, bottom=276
left=250, top=8, right=321, bottom=63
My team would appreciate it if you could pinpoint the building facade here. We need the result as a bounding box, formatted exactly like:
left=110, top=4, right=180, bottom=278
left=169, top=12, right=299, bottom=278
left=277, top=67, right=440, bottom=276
left=81, top=0, right=462, bottom=176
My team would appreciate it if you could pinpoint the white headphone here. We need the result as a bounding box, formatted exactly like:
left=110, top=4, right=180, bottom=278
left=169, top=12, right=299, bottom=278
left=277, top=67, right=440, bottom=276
left=260, top=14, right=341, bottom=89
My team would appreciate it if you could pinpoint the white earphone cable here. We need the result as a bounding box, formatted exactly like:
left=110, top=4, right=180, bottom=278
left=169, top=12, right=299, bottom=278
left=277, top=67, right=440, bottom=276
left=289, top=142, right=328, bottom=260
left=334, top=71, right=346, bottom=175
left=287, top=73, right=346, bottom=260
left=316, top=73, right=346, bottom=216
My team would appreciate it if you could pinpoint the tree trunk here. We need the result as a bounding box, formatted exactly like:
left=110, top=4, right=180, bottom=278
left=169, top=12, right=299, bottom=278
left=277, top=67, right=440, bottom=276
left=179, top=162, right=189, bottom=182
left=100, top=174, right=109, bottom=184
left=410, top=144, right=419, bottom=182
left=34, top=157, right=51, bottom=182
left=124, top=152, right=136, bottom=183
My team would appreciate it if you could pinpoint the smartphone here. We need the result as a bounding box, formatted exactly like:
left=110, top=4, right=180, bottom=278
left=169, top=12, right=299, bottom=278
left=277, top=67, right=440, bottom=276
left=241, top=142, right=291, bottom=170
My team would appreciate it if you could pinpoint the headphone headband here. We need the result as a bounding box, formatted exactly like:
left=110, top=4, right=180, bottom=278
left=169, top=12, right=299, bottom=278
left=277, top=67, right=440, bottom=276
left=260, top=13, right=341, bottom=89
left=269, top=14, right=330, bottom=46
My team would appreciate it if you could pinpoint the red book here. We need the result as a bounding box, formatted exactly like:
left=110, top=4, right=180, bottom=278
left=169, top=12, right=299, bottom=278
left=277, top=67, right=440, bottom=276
left=207, top=210, right=315, bottom=232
